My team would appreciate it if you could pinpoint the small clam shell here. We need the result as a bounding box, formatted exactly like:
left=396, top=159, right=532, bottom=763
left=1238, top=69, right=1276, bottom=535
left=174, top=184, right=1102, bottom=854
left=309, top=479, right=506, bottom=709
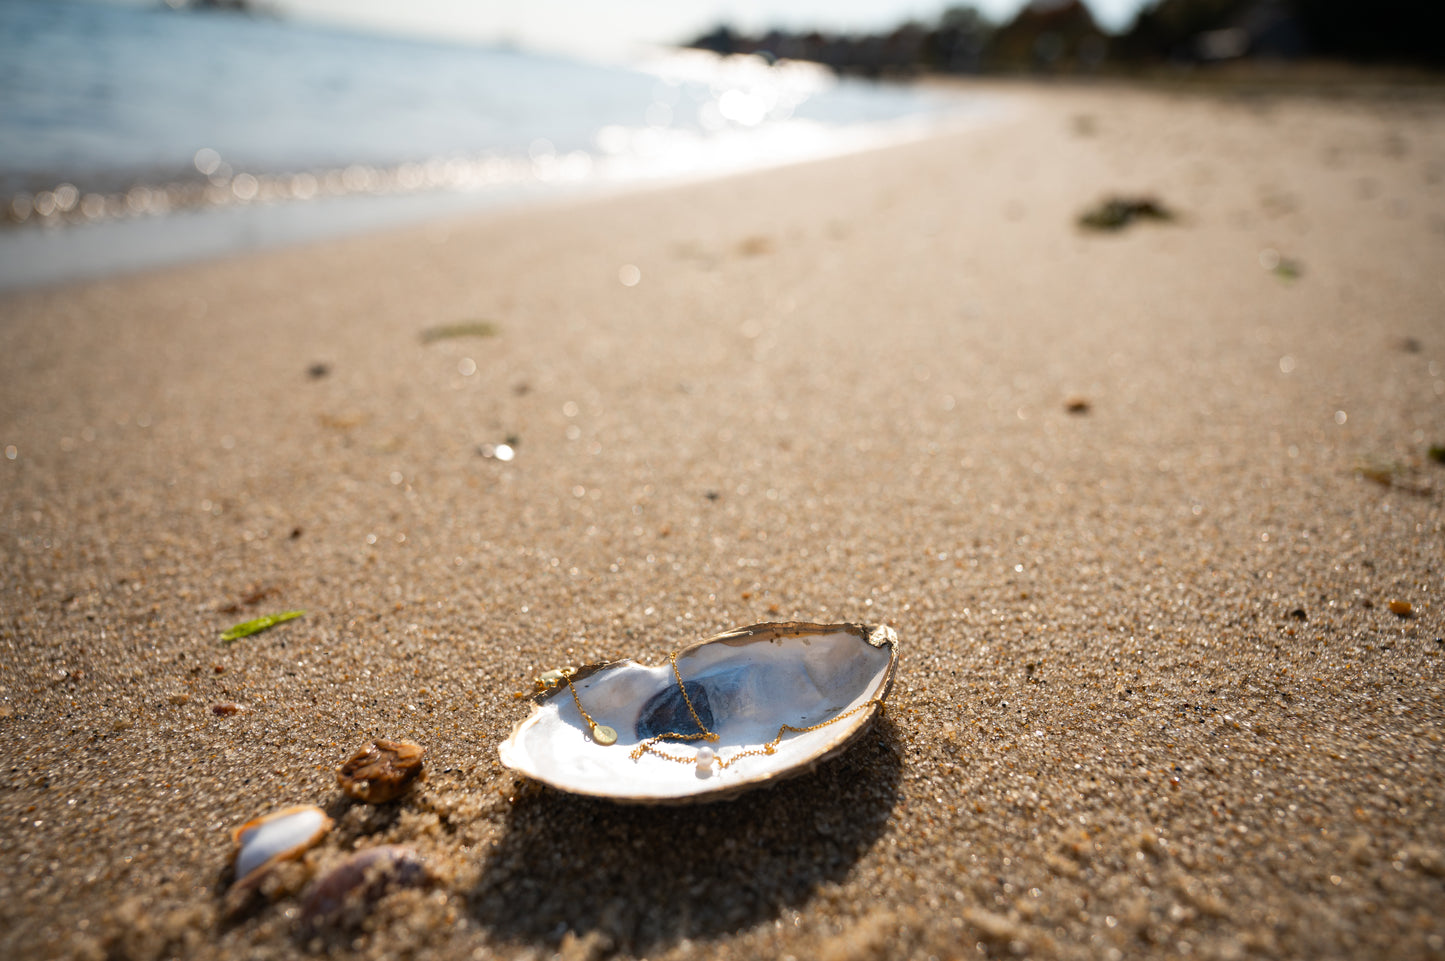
left=299, top=845, right=431, bottom=930
left=230, top=804, right=333, bottom=892
left=336, top=739, right=426, bottom=803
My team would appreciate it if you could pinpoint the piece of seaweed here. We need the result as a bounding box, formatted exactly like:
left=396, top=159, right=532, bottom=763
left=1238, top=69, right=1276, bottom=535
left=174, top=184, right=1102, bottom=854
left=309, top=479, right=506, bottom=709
left=419, top=321, right=498, bottom=343
left=1078, top=196, right=1174, bottom=231
left=221, top=610, right=305, bottom=643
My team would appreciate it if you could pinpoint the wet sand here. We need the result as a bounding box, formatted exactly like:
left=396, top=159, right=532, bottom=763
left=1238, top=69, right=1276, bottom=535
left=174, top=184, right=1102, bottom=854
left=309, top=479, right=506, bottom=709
left=2, top=82, right=1443, bottom=960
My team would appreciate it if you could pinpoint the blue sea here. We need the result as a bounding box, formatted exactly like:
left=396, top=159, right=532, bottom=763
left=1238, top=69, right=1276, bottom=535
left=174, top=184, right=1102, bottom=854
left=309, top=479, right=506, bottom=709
left=0, top=0, right=983, bottom=289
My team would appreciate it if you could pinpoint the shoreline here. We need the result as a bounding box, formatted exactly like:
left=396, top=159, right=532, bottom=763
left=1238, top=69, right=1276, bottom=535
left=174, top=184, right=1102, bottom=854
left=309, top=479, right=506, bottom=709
left=2, top=82, right=1443, bottom=961
left=0, top=91, right=1003, bottom=293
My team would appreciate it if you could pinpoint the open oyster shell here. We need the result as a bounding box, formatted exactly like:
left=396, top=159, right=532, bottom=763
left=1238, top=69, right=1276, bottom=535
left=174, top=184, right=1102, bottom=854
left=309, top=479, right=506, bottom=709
left=498, top=621, right=898, bottom=803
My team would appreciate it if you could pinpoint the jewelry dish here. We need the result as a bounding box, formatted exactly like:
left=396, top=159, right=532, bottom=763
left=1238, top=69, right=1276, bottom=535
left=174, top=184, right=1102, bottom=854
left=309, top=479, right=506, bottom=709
left=498, top=621, right=899, bottom=803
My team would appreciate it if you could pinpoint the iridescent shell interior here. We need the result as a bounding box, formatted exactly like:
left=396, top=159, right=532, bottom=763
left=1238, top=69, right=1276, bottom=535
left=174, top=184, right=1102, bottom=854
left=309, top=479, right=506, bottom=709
left=498, top=622, right=898, bottom=803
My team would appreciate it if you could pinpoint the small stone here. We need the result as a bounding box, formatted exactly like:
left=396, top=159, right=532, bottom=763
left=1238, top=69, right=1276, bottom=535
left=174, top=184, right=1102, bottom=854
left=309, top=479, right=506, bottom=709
left=211, top=702, right=247, bottom=716
left=337, top=739, right=426, bottom=803
left=1064, top=396, right=1091, bottom=414
left=1388, top=599, right=1413, bottom=617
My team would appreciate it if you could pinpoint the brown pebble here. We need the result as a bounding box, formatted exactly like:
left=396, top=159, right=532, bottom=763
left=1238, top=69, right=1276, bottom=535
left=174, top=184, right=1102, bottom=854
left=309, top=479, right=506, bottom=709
left=1064, top=396, right=1091, bottom=414
left=1388, top=599, right=1413, bottom=617
left=337, top=739, right=425, bottom=803
left=212, top=702, right=247, bottom=716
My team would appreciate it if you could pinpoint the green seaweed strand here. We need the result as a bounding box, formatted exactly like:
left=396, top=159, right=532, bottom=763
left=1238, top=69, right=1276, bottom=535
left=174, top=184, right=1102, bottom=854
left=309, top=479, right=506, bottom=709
left=420, top=321, right=498, bottom=343
left=221, top=610, right=305, bottom=642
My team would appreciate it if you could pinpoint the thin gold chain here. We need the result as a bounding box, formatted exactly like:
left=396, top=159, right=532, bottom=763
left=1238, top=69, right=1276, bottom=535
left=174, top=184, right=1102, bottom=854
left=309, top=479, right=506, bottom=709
left=562, top=671, right=602, bottom=731
left=622, top=651, right=883, bottom=769
left=541, top=652, right=885, bottom=768
left=560, top=669, right=617, bottom=745
left=632, top=696, right=885, bottom=768
left=642, top=652, right=719, bottom=746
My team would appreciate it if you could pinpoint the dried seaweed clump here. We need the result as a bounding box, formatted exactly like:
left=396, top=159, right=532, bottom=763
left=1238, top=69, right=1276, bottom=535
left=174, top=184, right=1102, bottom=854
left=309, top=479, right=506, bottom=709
left=1078, top=196, right=1174, bottom=231
left=337, top=739, right=426, bottom=803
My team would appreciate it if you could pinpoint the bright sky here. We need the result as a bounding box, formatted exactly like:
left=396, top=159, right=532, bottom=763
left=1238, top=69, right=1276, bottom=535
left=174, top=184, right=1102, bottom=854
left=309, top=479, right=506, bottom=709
left=277, top=0, right=1155, bottom=61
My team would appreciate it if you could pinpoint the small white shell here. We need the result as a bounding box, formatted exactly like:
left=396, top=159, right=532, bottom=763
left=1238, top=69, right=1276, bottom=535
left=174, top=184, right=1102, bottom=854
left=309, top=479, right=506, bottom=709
left=230, top=804, right=333, bottom=891
left=499, top=621, right=898, bottom=803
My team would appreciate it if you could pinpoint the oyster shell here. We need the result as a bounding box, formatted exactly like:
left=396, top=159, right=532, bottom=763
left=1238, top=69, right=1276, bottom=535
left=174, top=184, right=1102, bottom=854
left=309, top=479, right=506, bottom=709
left=498, top=621, right=898, bottom=803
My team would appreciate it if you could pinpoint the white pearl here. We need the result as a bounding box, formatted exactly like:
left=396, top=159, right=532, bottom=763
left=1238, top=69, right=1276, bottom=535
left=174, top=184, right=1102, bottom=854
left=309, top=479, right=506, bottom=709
left=695, top=746, right=715, bottom=775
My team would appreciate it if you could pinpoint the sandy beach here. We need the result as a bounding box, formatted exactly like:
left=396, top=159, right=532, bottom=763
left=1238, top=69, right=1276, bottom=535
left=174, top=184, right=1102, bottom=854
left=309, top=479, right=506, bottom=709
left=2, top=81, right=1443, bottom=960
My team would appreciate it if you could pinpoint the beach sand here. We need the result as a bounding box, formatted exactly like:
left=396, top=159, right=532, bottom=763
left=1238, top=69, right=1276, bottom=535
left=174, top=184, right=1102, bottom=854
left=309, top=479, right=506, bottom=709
left=1, top=82, right=1443, bottom=960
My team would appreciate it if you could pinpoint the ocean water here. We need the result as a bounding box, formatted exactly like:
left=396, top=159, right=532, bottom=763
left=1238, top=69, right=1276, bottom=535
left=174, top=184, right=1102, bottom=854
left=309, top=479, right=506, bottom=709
left=0, top=0, right=983, bottom=289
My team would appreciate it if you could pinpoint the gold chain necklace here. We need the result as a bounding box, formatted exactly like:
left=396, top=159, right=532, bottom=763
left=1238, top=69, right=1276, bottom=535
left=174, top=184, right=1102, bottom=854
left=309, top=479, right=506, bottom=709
left=534, top=667, right=618, bottom=745
left=540, top=652, right=884, bottom=774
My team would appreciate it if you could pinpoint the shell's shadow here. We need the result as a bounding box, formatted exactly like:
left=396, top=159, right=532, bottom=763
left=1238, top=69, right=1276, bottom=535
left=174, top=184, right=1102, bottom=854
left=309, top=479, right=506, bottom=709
left=469, top=713, right=904, bottom=954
